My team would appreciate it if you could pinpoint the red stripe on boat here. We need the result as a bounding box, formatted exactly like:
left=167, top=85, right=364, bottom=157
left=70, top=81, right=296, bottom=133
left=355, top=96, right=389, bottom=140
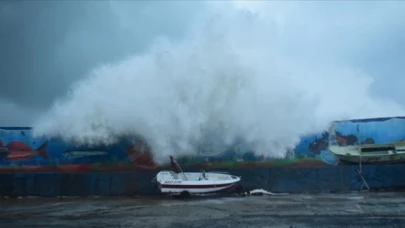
left=161, top=183, right=234, bottom=189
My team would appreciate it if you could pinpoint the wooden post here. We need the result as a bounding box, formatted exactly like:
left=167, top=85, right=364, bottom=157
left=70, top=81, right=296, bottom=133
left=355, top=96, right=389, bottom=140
left=357, top=124, right=370, bottom=190
left=357, top=124, right=362, bottom=173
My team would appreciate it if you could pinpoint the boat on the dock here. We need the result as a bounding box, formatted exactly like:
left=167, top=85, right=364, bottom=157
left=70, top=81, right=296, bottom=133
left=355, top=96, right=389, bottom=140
left=327, top=122, right=405, bottom=164
left=329, top=143, right=405, bottom=164
left=153, top=156, right=241, bottom=197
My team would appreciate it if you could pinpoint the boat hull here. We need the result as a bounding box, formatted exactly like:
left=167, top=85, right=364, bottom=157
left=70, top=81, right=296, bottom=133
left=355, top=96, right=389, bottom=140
left=336, top=153, right=405, bottom=164
left=155, top=170, right=241, bottom=195
left=158, top=182, right=239, bottom=195
left=329, top=144, right=405, bottom=164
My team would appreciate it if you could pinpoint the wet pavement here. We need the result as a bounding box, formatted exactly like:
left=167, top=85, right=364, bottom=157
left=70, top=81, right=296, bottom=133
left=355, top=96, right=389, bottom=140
left=1, top=192, right=405, bottom=227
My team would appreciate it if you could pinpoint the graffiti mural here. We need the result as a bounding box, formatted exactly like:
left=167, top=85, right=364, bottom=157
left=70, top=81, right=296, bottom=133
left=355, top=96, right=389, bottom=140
left=126, top=139, right=157, bottom=170
left=0, top=127, right=329, bottom=172
left=330, top=117, right=405, bottom=146
left=0, top=140, right=48, bottom=161
left=0, top=127, right=161, bottom=172
left=1, top=116, right=405, bottom=172
left=308, top=132, right=329, bottom=154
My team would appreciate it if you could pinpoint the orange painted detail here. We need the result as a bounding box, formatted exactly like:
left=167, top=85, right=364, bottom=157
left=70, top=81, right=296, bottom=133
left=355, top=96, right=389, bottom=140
left=0, top=140, right=48, bottom=161
left=126, top=142, right=157, bottom=170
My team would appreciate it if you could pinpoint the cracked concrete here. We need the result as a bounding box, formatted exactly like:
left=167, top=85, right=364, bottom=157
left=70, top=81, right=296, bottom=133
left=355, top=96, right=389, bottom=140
left=0, top=192, right=405, bottom=227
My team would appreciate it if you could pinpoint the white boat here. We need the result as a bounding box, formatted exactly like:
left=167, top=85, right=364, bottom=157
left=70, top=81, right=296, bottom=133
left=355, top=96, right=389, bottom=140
left=329, top=143, right=405, bottom=164
left=328, top=122, right=405, bottom=164
left=154, top=156, right=241, bottom=196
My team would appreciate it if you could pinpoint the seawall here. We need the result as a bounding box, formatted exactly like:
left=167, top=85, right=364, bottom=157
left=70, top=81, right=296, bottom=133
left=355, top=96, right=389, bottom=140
left=2, top=163, right=405, bottom=197
left=1, top=116, right=405, bottom=196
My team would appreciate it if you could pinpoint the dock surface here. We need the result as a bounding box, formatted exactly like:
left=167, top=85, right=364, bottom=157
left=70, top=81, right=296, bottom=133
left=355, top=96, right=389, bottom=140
left=1, top=192, right=405, bottom=227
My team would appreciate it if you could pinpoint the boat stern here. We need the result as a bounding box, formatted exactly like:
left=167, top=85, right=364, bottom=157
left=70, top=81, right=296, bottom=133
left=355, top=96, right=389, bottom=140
left=231, top=175, right=241, bottom=182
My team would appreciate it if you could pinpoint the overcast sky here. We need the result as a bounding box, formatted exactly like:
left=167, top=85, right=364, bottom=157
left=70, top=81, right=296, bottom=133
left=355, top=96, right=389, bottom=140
left=0, top=1, right=405, bottom=127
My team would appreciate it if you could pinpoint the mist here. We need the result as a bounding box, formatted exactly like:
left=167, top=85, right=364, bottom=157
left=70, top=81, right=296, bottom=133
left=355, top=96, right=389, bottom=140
left=27, top=1, right=405, bottom=162
left=1, top=1, right=405, bottom=162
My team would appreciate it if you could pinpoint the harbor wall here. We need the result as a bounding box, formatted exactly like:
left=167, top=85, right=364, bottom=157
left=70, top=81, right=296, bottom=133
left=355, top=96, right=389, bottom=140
left=1, top=116, right=405, bottom=196
left=2, top=164, right=405, bottom=197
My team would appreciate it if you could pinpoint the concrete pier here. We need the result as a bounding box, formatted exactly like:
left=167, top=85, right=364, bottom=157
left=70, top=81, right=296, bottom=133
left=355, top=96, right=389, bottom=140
left=1, top=192, right=405, bottom=227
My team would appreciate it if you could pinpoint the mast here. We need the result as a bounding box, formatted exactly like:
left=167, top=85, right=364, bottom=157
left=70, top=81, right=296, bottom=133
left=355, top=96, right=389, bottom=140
left=357, top=124, right=370, bottom=190
left=170, top=156, right=188, bottom=180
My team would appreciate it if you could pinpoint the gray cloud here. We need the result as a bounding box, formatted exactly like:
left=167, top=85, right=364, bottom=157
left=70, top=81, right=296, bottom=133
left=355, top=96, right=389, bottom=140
left=0, top=1, right=203, bottom=125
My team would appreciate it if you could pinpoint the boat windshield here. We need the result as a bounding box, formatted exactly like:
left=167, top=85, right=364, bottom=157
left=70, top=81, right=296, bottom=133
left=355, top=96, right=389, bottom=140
left=170, top=156, right=182, bottom=173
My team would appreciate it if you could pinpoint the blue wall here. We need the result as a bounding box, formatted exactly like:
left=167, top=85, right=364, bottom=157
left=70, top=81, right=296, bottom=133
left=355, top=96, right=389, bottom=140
left=0, top=127, right=311, bottom=167
left=329, top=116, right=405, bottom=146
left=2, top=116, right=405, bottom=196
left=2, top=116, right=405, bottom=167
left=0, top=127, right=136, bottom=166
